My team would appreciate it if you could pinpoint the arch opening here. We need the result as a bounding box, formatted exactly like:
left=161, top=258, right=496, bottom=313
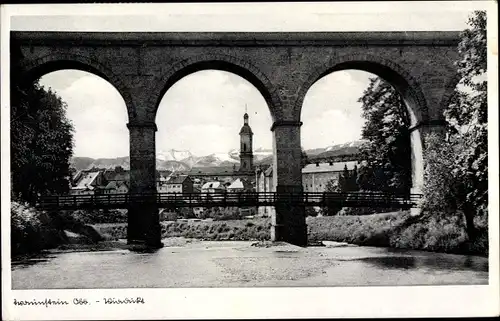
left=300, top=65, right=423, bottom=206
left=301, top=60, right=427, bottom=127
left=155, top=68, right=273, bottom=200
left=36, top=69, right=130, bottom=161
left=152, top=60, right=278, bottom=120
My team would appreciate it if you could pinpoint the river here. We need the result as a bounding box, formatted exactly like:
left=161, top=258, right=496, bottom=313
left=11, top=239, right=488, bottom=289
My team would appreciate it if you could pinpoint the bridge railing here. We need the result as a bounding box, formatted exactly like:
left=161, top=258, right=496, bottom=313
left=36, top=191, right=423, bottom=210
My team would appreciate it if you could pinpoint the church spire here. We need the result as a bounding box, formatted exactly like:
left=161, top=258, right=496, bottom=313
left=239, top=107, right=254, bottom=173
left=244, top=104, right=249, bottom=124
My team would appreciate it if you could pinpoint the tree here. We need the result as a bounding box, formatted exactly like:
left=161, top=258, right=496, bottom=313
left=357, top=78, right=411, bottom=193
left=426, top=11, right=487, bottom=240
left=300, top=148, right=309, bottom=168
left=449, top=11, right=487, bottom=220
left=10, top=44, right=74, bottom=203
left=321, top=165, right=359, bottom=216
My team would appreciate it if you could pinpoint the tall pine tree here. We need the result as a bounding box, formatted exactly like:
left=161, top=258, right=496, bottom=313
left=357, top=78, right=411, bottom=193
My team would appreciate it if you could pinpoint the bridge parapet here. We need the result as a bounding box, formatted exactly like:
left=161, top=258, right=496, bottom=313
left=36, top=192, right=423, bottom=211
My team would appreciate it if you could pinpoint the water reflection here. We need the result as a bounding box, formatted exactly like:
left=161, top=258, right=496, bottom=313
left=359, top=256, right=417, bottom=270
left=355, top=254, right=488, bottom=272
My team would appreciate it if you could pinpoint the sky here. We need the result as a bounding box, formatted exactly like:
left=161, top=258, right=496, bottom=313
left=8, top=3, right=476, bottom=158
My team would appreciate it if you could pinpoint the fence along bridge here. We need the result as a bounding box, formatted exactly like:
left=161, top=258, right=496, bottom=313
left=36, top=192, right=423, bottom=210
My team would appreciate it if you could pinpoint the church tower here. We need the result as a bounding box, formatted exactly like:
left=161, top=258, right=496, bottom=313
left=239, top=111, right=254, bottom=173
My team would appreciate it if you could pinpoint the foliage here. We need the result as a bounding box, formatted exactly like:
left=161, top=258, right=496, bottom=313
left=204, top=207, right=244, bottom=221
left=422, top=11, right=488, bottom=241
left=321, top=165, right=360, bottom=216
left=306, top=211, right=487, bottom=255
left=11, top=201, right=66, bottom=256
left=357, top=78, right=411, bottom=193
left=301, top=148, right=309, bottom=168
left=95, top=218, right=272, bottom=241
left=320, top=177, right=342, bottom=216
left=11, top=46, right=74, bottom=204
left=339, top=164, right=359, bottom=192
left=446, top=11, right=488, bottom=220
left=69, top=209, right=128, bottom=224
left=305, top=207, right=319, bottom=217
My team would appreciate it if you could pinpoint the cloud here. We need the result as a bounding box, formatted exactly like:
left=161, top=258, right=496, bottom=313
left=39, top=71, right=129, bottom=158
left=301, top=70, right=371, bottom=149
left=156, top=70, right=273, bottom=155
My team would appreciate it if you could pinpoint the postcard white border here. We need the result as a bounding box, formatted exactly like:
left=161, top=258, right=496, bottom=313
left=1, top=1, right=499, bottom=319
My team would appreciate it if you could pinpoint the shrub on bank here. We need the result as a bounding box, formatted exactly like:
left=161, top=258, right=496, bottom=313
left=67, top=209, right=128, bottom=224
left=11, top=201, right=66, bottom=256
left=94, top=210, right=488, bottom=256
left=307, top=210, right=488, bottom=255
left=95, top=218, right=271, bottom=241
left=11, top=201, right=107, bottom=257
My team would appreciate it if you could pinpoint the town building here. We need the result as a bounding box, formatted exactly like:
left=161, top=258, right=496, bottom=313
left=201, top=181, right=225, bottom=194
left=302, top=161, right=360, bottom=193
left=226, top=178, right=253, bottom=193
left=70, top=170, right=106, bottom=195
left=162, top=175, right=194, bottom=194
left=255, top=166, right=275, bottom=217
left=254, top=160, right=360, bottom=216
left=103, top=180, right=129, bottom=194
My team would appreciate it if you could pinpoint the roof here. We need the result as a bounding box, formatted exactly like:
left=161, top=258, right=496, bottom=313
left=74, top=171, right=100, bottom=189
left=166, top=175, right=190, bottom=184
left=105, top=181, right=129, bottom=190
left=239, top=124, right=253, bottom=135
left=72, top=170, right=83, bottom=182
left=302, top=161, right=359, bottom=174
left=201, top=181, right=224, bottom=189
left=264, top=166, right=273, bottom=177
left=104, top=170, right=130, bottom=182
left=227, top=178, right=244, bottom=189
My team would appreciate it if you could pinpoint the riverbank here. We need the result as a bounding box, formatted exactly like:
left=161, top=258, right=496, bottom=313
left=94, top=211, right=488, bottom=256
left=11, top=201, right=487, bottom=258
left=307, top=211, right=488, bottom=256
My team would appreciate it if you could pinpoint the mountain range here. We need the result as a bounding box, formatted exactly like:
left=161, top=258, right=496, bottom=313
left=71, top=140, right=365, bottom=171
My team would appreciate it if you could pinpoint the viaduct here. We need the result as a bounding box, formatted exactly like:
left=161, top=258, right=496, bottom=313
left=11, top=31, right=461, bottom=248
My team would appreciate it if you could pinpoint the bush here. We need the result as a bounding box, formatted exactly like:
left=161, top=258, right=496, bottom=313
left=337, top=207, right=394, bottom=216
left=11, top=201, right=66, bottom=256
left=161, top=210, right=178, bottom=221
left=67, top=209, right=127, bottom=224
left=307, top=210, right=487, bottom=255
left=305, top=207, right=319, bottom=217
left=204, top=207, right=243, bottom=221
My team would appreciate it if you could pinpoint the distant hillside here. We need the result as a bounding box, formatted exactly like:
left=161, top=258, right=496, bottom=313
left=70, top=157, right=95, bottom=170
left=71, top=141, right=364, bottom=171
left=256, top=140, right=364, bottom=165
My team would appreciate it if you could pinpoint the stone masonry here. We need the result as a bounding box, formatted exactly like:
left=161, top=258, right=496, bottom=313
left=12, top=31, right=461, bottom=247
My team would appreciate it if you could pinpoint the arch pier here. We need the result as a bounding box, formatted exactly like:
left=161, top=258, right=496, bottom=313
left=12, top=31, right=460, bottom=247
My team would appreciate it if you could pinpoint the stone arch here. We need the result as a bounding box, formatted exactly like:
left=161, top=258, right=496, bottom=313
left=18, top=53, right=135, bottom=120
left=148, top=54, right=282, bottom=121
left=296, top=53, right=431, bottom=195
left=295, top=53, right=429, bottom=126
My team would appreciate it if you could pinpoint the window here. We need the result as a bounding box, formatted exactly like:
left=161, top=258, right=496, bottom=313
left=243, top=143, right=247, bottom=152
